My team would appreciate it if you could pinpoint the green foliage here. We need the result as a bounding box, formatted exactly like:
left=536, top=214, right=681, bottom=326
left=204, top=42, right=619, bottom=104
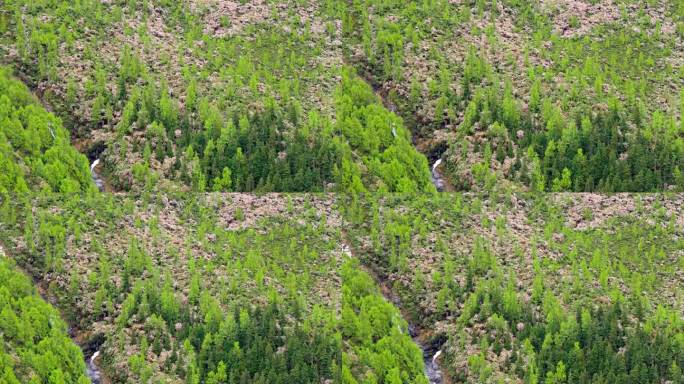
left=0, top=67, right=93, bottom=194
left=118, top=280, right=341, bottom=384
left=343, top=194, right=684, bottom=383
left=454, top=81, right=684, bottom=191
left=327, top=0, right=684, bottom=192
left=2, top=0, right=438, bottom=193
left=341, top=260, right=427, bottom=384
left=0, top=256, right=90, bottom=383
left=116, top=82, right=342, bottom=192
left=2, top=193, right=350, bottom=382
left=334, top=69, right=434, bottom=192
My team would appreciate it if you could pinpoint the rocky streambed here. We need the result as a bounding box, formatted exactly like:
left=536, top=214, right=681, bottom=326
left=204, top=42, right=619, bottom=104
left=85, top=350, right=102, bottom=384
left=379, top=276, right=446, bottom=384
left=432, top=158, right=447, bottom=192
left=415, top=333, right=444, bottom=384
left=90, top=158, right=105, bottom=192
left=76, top=332, right=106, bottom=384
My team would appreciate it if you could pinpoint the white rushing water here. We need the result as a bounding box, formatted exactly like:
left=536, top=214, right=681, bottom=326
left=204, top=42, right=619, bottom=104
left=431, top=158, right=446, bottom=192
left=86, top=350, right=101, bottom=384
left=419, top=159, right=447, bottom=381
left=406, top=318, right=444, bottom=383
left=344, top=238, right=445, bottom=384
left=90, top=158, right=105, bottom=192
left=90, top=158, right=99, bottom=172
left=424, top=349, right=443, bottom=384
left=412, top=334, right=443, bottom=384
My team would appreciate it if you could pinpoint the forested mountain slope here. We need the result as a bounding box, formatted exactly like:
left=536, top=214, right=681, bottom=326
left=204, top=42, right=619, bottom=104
left=1, top=0, right=433, bottom=193
left=0, top=67, right=93, bottom=195
left=0, top=192, right=436, bottom=383
left=343, top=193, right=684, bottom=382
left=3, top=0, right=683, bottom=192
left=326, top=0, right=684, bottom=192
left=0, top=68, right=428, bottom=383
left=3, top=190, right=683, bottom=383
left=0, top=1, right=683, bottom=384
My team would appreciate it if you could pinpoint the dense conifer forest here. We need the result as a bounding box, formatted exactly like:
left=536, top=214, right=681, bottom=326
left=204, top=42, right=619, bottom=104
left=0, top=1, right=682, bottom=383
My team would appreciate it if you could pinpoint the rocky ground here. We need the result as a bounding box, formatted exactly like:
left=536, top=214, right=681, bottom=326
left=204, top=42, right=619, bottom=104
left=2, top=192, right=683, bottom=382
left=345, top=193, right=684, bottom=381
left=2, top=0, right=347, bottom=191
left=341, top=0, right=683, bottom=192
left=1, top=193, right=347, bottom=382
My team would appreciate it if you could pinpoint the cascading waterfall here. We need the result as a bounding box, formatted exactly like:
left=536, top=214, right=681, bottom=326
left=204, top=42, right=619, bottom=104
left=85, top=350, right=102, bottom=384
left=432, top=158, right=446, bottom=192
left=77, top=331, right=105, bottom=383
left=422, top=345, right=443, bottom=384
left=90, top=158, right=104, bottom=192
left=407, top=325, right=443, bottom=384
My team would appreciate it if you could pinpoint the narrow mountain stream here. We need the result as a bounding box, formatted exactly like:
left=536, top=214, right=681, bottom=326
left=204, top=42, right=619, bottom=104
left=342, top=241, right=444, bottom=383
left=363, top=73, right=452, bottom=192
left=81, top=140, right=107, bottom=192
left=77, top=333, right=105, bottom=383
left=82, top=146, right=105, bottom=380
left=431, top=158, right=447, bottom=192
left=406, top=310, right=444, bottom=384
left=86, top=158, right=105, bottom=381
left=411, top=327, right=444, bottom=384
left=90, top=158, right=105, bottom=192
left=2, top=241, right=106, bottom=383
left=85, top=350, right=102, bottom=384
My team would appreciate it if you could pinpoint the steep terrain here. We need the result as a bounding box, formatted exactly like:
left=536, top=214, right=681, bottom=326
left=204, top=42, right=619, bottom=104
left=0, top=66, right=430, bottom=383
left=0, top=1, right=683, bottom=384
left=1, top=0, right=433, bottom=193
left=3, top=189, right=682, bottom=383
left=4, top=1, right=683, bottom=193
left=325, top=0, right=684, bottom=192
left=343, top=193, right=684, bottom=382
